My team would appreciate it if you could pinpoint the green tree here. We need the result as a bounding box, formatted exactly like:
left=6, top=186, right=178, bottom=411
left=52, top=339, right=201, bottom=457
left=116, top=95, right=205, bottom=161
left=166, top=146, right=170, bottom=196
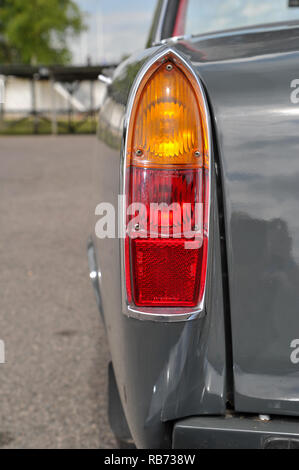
left=0, top=0, right=85, bottom=64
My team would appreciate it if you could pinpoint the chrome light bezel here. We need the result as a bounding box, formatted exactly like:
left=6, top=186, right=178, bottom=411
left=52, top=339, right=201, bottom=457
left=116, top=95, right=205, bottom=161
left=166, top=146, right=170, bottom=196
left=120, top=47, right=212, bottom=322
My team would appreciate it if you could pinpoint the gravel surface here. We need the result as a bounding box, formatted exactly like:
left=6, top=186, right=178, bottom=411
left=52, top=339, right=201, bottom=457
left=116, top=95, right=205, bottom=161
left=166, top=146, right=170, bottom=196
left=0, top=136, right=116, bottom=449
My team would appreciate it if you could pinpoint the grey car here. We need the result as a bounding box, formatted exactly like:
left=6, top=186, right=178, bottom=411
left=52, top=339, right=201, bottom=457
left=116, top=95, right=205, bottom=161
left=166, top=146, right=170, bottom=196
left=89, top=0, right=299, bottom=449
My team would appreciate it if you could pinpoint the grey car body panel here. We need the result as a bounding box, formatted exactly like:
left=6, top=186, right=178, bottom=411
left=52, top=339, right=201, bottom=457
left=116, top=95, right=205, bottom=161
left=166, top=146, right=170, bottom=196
left=95, top=48, right=227, bottom=448
left=95, top=22, right=299, bottom=447
left=174, top=26, right=299, bottom=416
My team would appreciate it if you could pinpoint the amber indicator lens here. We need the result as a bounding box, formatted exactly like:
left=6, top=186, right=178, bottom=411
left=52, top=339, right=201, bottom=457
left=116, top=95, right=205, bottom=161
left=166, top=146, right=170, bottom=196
left=130, top=62, right=207, bottom=169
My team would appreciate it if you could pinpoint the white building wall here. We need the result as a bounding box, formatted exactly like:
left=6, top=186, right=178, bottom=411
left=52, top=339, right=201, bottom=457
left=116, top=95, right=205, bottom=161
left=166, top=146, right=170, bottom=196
left=2, top=77, right=106, bottom=113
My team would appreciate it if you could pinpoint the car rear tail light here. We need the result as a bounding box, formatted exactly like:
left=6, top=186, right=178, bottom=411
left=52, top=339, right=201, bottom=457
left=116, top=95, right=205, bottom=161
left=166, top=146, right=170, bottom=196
left=123, top=51, right=210, bottom=319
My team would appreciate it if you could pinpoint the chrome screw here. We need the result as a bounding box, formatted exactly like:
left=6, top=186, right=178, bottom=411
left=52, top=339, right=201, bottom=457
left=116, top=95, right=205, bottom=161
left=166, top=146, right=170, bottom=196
left=166, top=64, right=173, bottom=71
left=135, top=149, right=143, bottom=157
left=134, top=223, right=140, bottom=231
left=194, top=150, right=201, bottom=158
left=193, top=225, right=199, bottom=232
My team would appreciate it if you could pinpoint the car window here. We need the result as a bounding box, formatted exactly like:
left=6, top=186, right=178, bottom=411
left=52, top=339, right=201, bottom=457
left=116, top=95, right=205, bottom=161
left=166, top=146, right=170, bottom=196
left=184, top=0, right=299, bottom=37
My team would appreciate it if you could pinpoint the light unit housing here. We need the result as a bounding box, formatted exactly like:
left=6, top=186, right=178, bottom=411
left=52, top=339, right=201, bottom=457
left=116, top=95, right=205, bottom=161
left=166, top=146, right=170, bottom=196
left=122, top=49, right=211, bottom=321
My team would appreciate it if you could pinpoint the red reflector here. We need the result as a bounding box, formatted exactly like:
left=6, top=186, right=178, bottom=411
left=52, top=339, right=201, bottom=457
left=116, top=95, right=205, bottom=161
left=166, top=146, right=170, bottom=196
left=131, top=238, right=203, bottom=307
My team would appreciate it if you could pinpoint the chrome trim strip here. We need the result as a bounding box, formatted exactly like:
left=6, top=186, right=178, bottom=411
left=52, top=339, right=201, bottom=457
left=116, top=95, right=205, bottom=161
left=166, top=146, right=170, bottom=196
left=152, top=34, right=192, bottom=47
left=153, top=0, right=169, bottom=44
left=126, top=305, right=206, bottom=323
left=87, top=237, right=103, bottom=319
left=152, top=21, right=299, bottom=47
left=98, top=74, right=112, bottom=86
left=120, top=46, right=212, bottom=322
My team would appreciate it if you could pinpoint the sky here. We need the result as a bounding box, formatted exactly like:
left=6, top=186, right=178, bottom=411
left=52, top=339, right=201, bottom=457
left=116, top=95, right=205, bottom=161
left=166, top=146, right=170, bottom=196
left=71, top=0, right=157, bottom=65
left=71, top=0, right=299, bottom=65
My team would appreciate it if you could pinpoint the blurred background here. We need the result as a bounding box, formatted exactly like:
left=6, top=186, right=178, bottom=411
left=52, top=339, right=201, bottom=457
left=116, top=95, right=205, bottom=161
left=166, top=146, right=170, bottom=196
left=0, top=0, right=156, bottom=449
left=0, top=0, right=156, bottom=135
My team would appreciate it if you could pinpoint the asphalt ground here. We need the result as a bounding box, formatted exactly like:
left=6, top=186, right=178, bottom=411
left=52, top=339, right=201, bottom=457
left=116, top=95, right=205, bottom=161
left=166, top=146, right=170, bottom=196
left=0, top=136, right=116, bottom=448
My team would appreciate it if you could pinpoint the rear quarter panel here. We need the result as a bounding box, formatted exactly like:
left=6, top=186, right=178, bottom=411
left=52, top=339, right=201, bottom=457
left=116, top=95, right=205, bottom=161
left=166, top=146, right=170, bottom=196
left=173, top=29, right=299, bottom=417
left=93, top=46, right=228, bottom=448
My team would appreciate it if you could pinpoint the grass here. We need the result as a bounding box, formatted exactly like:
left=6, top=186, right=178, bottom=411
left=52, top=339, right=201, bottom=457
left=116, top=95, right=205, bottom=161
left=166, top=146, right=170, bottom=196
left=0, top=117, right=97, bottom=135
